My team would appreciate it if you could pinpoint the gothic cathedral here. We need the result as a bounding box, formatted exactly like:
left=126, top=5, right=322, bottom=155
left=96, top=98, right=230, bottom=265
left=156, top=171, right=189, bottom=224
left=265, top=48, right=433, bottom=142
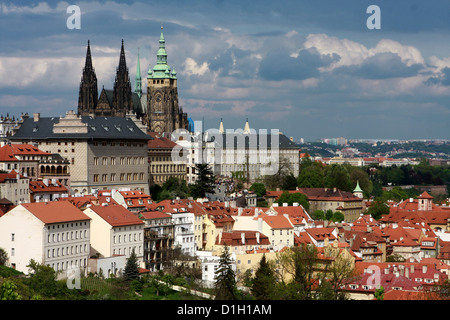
left=77, top=27, right=188, bottom=134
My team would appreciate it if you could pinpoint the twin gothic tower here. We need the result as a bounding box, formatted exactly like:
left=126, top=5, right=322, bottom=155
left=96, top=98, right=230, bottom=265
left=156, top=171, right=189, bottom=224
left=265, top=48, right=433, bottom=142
left=77, top=27, right=188, bottom=134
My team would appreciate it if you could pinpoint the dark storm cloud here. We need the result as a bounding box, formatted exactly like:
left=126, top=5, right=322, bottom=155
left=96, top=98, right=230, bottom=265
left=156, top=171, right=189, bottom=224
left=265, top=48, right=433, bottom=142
left=335, top=52, right=424, bottom=80
left=258, top=47, right=340, bottom=81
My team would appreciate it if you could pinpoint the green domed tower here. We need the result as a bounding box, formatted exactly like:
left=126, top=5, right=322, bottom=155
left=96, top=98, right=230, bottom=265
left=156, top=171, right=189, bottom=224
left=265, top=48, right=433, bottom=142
left=146, top=26, right=187, bottom=134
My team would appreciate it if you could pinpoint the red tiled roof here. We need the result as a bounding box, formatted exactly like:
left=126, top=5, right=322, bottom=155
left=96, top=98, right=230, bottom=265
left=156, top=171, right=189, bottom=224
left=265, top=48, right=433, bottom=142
left=418, top=191, right=434, bottom=199
left=257, top=212, right=293, bottom=229
left=0, top=170, right=25, bottom=183
left=216, top=230, right=270, bottom=246
left=305, top=227, right=336, bottom=241
left=140, top=210, right=171, bottom=220
left=147, top=134, right=177, bottom=149
left=30, top=180, right=68, bottom=194
left=20, top=201, right=91, bottom=224
left=0, top=144, right=50, bottom=162
left=87, top=204, right=144, bottom=227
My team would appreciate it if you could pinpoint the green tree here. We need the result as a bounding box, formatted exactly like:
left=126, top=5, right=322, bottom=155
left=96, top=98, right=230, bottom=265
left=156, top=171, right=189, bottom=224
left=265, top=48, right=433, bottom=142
left=25, top=259, right=59, bottom=298
left=249, top=182, right=266, bottom=197
left=0, top=280, right=22, bottom=300
left=332, top=211, right=345, bottom=223
left=325, top=209, right=334, bottom=221
left=124, top=249, right=140, bottom=282
left=282, top=244, right=317, bottom=300
left=214, top=246, right=238, bottom=300
left=276, top=192, right=310, bottom=211
left=374, top=286, right=384, bottom=300
left=251, top=254, right=277, bottom=300
left=190, top=163, right=215, bottom=198
left=297, top=161, right=325, bottom=188
left=324, top=164, right=352, bottom=192
left=0, top=247, right=7, bottom=265
left=282, top=174, right=298, bottom=190
left=366, top=200, right=390, bottom=220
left=312, top=210, right=325, bottom=220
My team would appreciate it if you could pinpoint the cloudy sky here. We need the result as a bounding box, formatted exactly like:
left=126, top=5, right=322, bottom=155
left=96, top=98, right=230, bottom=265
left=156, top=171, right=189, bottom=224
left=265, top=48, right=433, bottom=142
left=0, top=0, right=449, bottom=141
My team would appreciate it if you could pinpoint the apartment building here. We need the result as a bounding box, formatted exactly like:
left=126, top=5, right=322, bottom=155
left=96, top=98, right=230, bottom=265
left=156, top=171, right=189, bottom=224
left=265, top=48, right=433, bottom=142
left=0, top=201, right=91, bottom=275
left=139, top=210, right=174, bottom=272
left=83, top=203, right=145, bottom=267
left=0, top=170, right=30, bottom=205
left=9, top=111, right=151, bottom=195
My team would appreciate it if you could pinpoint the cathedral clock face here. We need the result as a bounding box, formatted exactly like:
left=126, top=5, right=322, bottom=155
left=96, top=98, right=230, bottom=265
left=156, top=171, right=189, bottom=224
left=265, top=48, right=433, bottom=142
left=155, top=92, right=162, bottom=102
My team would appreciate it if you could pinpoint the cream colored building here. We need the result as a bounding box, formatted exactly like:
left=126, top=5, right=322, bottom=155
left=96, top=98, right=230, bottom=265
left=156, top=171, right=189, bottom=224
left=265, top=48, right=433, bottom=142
left=0, top=201, right=91, bottom=275
left=83, top=203, right=145, bottom=267
left=10, top=111, right=151, bottom=195
left=0, top=171, right=29, bottom=205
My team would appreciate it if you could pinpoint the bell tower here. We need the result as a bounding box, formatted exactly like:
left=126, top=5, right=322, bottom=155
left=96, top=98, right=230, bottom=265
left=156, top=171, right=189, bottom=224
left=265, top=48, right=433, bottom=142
left=147, top=27, right=187, bottom=134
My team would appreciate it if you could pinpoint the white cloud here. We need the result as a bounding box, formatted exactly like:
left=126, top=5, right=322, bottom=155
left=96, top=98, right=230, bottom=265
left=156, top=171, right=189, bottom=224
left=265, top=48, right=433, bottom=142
left=304, top=34, right=425, bottom=72
left=183, top=57, right=209, bottom=76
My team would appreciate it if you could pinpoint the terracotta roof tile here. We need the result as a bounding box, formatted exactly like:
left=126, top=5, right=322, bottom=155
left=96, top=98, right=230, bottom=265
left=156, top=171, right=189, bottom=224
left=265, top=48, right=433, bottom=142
left=21, top=201, right=90, bottom=224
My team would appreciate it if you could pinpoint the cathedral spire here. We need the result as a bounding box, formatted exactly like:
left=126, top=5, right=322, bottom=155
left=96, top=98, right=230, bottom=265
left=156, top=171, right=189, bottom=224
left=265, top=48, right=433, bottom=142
left=118, top=39, right=127, bottom=72
left=78, top=40, right=98, bottom=116
left=134, top=48, right=142, bottom=98
left=112, top=39, right=134, bottom=116
left=84, top=40, right=94, bottom=72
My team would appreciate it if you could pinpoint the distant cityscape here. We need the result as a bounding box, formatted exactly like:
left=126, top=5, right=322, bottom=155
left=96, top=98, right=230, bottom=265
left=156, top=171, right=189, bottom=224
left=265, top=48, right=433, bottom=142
left=0, top=26, right=449, bottom=303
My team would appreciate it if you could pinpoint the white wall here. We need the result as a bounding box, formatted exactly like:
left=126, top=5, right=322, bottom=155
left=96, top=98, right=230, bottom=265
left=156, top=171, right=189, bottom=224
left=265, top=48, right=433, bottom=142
left=0, top=206, right=44, bottom=274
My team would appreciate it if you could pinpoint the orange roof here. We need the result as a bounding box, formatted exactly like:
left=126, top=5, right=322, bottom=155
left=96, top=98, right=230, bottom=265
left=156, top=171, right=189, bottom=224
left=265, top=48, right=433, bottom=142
left=257, top=213, right=293, bottom=229
left=30, top=180, right=68, bottom=194
left=418, top=191, right=434, bottom=199
left=140, top=210, right=171, bottom=220
left=87, top=204, right=144, bottom=227
left=217, top=230, right=270, bottom=246
left=0, top=144, right=49, bottom=162
left=0, top=170, right=25, bottom=183
left=305, top=227, right=337, bottom=241
left=21, top=201, right=90, bottom=224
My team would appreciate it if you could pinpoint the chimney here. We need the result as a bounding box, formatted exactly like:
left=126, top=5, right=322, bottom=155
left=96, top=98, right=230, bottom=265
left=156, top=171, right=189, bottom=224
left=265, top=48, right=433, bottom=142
left=293, top=202, right=299, bottom=207
left=283, top=203, right=288, bottom=207
left=258, top=217, right=263, bottom=232
left=256, top=232, right=260, bottom=244
left=384, top=268, right=389, bottom=275
left=422, top=265, right=427, bottom=274
left=241, top=232, right=245, bottom=245
left=405, top=266, right=409, bottom=278
left=33, top=113, right=40, bottom=122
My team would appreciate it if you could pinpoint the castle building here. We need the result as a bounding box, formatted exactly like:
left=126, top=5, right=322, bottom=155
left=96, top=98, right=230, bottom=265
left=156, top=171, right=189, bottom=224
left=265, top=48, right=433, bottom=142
left=77, top=28, right=188, bottom=134
left=144, top=27, right=188, bottom=134
left=9, top=111, right=151, bottom=196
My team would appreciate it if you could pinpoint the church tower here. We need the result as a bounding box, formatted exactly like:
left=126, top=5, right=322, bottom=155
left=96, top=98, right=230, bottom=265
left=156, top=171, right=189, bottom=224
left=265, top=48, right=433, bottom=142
left=111, top=39, right=134, bottom=117
left=147, top=27, right=188, bottom=134
left=78, top=40, right=98, bottom=116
